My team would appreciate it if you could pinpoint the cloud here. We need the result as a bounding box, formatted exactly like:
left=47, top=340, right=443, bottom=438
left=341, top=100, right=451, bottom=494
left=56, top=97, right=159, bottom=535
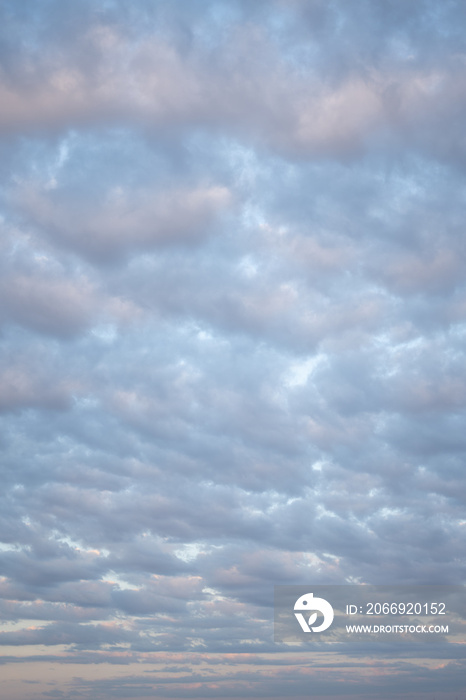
left=0, top=273, right=98, bottom=336
left=0, top=620, right=132, bottom=648
left=13, top=182, right=232, bottom=263
left=1, top=1, right=466, bottom=164
left=1, top=1, right=466, bottom=699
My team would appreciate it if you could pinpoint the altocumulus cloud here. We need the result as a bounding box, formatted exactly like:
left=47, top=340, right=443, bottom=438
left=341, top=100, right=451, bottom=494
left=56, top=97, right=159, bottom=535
left=1, top=1, right=466, bottom=699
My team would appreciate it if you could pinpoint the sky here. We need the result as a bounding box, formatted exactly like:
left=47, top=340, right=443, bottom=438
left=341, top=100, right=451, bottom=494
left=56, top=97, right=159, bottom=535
left=1, top=0, right=466, bottom=698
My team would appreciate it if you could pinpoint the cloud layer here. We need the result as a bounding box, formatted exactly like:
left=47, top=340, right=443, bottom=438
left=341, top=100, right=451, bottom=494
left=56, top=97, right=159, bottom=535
left=1, top=1, right=466, bottom=698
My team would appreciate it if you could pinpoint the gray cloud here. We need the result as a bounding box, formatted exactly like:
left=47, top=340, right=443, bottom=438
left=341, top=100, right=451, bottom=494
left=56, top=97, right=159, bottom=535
left=13, top=181, right=232, bottom=263
left=1, top=1, right=466, bottom=699
left=0, top=0, right=466, bottom=165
